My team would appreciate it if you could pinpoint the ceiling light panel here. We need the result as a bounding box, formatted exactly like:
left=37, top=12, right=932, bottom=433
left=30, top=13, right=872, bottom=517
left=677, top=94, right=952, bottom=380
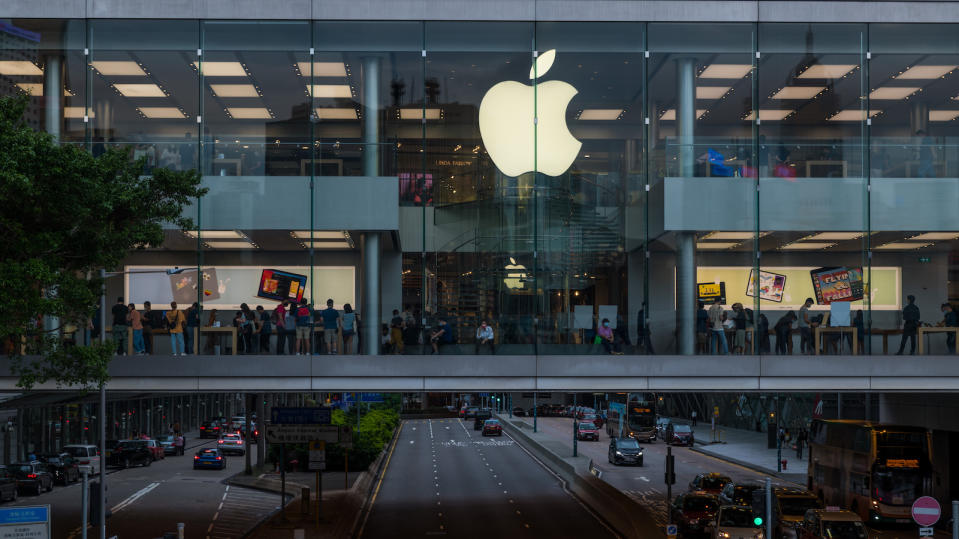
left=744, top=109, right=794, bottom=121
left=701, top=231, right=769, bottom=240
left=302, top=242, right=352, bottom=249
left=771, top=86, right=826, bottom=100
left=291, top=231, right=346, bottom=240
left=828, top=110, right=881, bottom=121
left=780, top=242, right=836, bottom=250
left=185, top=230, right=245, bottom=239
left=660, top=109, right=708, bottom=121
left=227, top=107, right=272, bottom=119
left=15, top=83, right=72, bottom=96
left=869, top=87, right=920, bottom=100
left=696, top=242, right=741, bottom=249
left=315, top=108, right=358, bottom=120
left=64, top=107, right=91, bottom=119
left=0, top=60, right=43, bottom=75
left=204, top=241, right=258, bottom=249
left=137, top=107, right=185, bottom=119
left=896, top=65, right=957, bottom=79
left=929, top=110, right=959, bottom=122
left=399, top=108, right=442, bottom=120
left=91, top=61, right=146, bottom=76
left=797, top=64, right=857, bottom=79
left=802, top=232, right=863, bottom=241
left=193, top=61, right=247, bottom=76
left=874, top=242, right=933, bottom=250
left=906, top=232, right=959, bottom=241
left=306, top=84, right=352, bottom=98
left=210, top=84, right=259, bottom=97
left=698, top=64, right=752, bottom=79
left=296, top=62, right=348, bottom=77
left=578, top=109, right=623, bottom=120
left=696, top=86, right=731, bottom=99
left=113, top=83, right=165, bottom=97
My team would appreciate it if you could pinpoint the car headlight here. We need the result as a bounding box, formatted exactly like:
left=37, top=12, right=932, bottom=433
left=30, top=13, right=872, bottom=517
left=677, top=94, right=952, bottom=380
left=615, top=451, right=623, bottom=456
left=637, top=450, right=643, bottom=455
left=720, top=532, right=731, bottom=538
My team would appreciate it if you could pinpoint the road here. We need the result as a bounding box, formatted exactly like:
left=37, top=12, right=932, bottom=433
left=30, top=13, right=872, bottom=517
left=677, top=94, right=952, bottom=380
left=358, top=418, right=619, bottom=538
left=513, top=415, right=949, bottom=539
left=7, top=437, right=280, bottom=539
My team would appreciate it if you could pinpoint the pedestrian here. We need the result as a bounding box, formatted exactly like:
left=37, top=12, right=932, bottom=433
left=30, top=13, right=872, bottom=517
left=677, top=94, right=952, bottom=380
left=775, top=311, right=795, bottom=354
left=273, top=302, right=286, bottom=354
left=257, top=305, right=271, bottom=353
left=127, top=303, right=145, bottom=354
left=342, top=303, right=358, bottom=354
left=430, top=319, right=452, bottom=354
left=167, top=423, right=174, bottom=436
left=636, top=302, right=655, bottom=354
left=283, top=302, right=297, bottom=355
left=240, top=303, right=255, bottom=354
left=475, top=320, right=494, bottom=354
left=319, top=299, right=340, bottom=354
left=796, top=428, right=806, bottom=459
left=940, top=302, right=957, bottom=354
left=798, top=298, right=814, bottom=354
left=732, top=303, right=747, bottom=354
left=294, top=299, right=313, bottom=356
left=695, top=301, right=709, bottom=354
left=598, top=318, right=622, bottom=354
left=390, top=309, right=405, bottom=355
left=897, top=295, right=920, bottom=355
left=165, top=301, right=187, bottom=355
left=111, top=297, right=129, bottom=355
left=707, top=297, right=728, bottom=354
left=691, top=409, right=697, bottom=426
left=141, top=301, right=158, bottom=354
left=757, top=313, right=771, bottom=354
left=184, top=302, right=199, bottom=355
left=381, top=323, right=392, bottom=354
left=853, top=310, right=865, bottom=354
left=174, top=432, right=184, bottom=456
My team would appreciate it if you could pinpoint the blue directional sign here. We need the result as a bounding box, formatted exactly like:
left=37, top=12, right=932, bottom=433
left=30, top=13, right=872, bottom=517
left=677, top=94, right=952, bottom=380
left=666, top=524, right=678, bottom=536
left=270, top=407, right=331, bottom=425
left=344, top=393, right=384, bottom=403
left=0, top=505, right=48, bottom=524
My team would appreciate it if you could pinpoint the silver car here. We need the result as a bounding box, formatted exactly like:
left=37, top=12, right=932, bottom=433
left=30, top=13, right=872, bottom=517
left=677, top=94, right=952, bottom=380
left=217, top=433, right=246, bottom=456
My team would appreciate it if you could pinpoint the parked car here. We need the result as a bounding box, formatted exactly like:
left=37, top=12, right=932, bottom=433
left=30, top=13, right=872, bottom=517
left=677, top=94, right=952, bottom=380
left=63, top=444, right=100, bottom=474
left=0, top=466, right=18, bottom=501
left=194, top=448, right=227, bottom=470
left=576, top=421, right=600, bottom=441
left=798, top=509, right=867, bottom=539
left=688, top=472, right=732, bottom=495
left=158, top=435, right=178, bottom=456
left=11, top=462, right=54, bottom=496
left=108, top=440, right=153, bottom=468
left=666, top=423, right=695, bottom=446
left=670, top=492, right=720, bottom=538
left=473, top=409, right=493, bottom=430
left=608, top=437, right=644, bottom=466
left=482, top=419, right=503, bottom=436
left=39, top=453, right=80, bottom=484
left=199, top=421, right=223, bottom=439
left=144, top=439, right=165, bottom=461
left=709, top=504, right=764, bottom=539
left=217, top=433, right=246, bottom=456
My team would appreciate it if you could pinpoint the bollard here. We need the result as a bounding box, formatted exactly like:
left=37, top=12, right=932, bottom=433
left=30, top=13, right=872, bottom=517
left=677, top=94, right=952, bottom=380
left=80, top=467, right=90, bottom=539
left=781, top=459, right=787, bottom=470
left=177, top=522, right=184, bottom=539
left=301, top=487, right=311, bottom=515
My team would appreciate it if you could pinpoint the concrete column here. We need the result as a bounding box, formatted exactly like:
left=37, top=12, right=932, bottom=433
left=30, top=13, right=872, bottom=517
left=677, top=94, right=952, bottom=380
left=674, top=57, right=697, bottom=355
left=256, top=394, right=265, bottom=468
left=43, top=54, right=62, bottom=141
left=676, top=57, right=696, bottom=178
left=362, top=56, right=381, bottom=176
left=361, top=233, right=381, bottom=355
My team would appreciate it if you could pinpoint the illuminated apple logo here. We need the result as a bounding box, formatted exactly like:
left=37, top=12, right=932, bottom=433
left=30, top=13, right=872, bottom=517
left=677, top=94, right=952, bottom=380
left=479, top=49, right=582, bottom=177
left=504, top=257, right=528, bottom=289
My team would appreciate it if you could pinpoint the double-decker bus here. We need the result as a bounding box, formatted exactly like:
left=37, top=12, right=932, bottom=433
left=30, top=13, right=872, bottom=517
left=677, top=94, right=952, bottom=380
left=807, top=419, right=932, bottom=525
left=606, top=393, right=657, bottom=442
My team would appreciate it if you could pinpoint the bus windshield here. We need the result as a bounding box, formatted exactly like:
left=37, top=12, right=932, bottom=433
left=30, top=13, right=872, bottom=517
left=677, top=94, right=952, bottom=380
left=873, top=469, right=923, bottom=506
left=627, top=405, right=655, bottom=432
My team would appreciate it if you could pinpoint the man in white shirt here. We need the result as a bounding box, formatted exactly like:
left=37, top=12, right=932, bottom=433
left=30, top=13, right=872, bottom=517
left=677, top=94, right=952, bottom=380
left=707, top=298, right=729, bottom=355
left=475, top=320, right=495, bottom=355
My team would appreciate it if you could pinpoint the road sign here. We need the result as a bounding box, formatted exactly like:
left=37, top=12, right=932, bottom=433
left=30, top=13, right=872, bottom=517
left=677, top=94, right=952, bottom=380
left=309, top=441, right=326, bottom=471
left=266, top=424, right=347, bottom=444
left=912, top=496, right=941, bottom=527
left=666, top=523, right=678, bottom=538
left=0, top=505, right=50, bottom=539
left=270, top=407, right=331, bottom=425
left=918, top=526, right=934, bottom=537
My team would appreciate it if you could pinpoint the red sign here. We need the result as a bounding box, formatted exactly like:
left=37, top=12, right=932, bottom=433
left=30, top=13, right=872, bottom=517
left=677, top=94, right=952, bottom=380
left=911, top=496, right=941, bottom=527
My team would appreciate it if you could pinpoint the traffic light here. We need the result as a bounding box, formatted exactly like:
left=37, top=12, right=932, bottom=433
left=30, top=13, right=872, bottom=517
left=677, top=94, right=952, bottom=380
left=751, top=489, right=777, bottom=531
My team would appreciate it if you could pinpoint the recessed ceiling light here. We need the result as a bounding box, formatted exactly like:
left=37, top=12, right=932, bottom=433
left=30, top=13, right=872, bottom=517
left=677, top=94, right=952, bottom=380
left=113, top=83, right=165, bottom=97
left=771, top=86, right=825, bottom=100
left=698, top=64, right=752, bottom=79
left=91, top=61, right=146, bottom=76
left=137, top=107, right=185, bottom=119
left=193, top=61, right=247, bottom=77
left=0, top=60, right=43, bottom=75
left=869, top=87, right=920, bottom=100
left=578, top=109, right=623, bottom=120
left=399, top=108, right=442, bottom=120
left=301, top=242, right=352, bottom=249
left=306, top=84, right=352, bottom=98
left=660, top=109, right=708, bottom=121
left=15, top=83, right=73, bottom=96
left=801, top=232, right=864, bottom=241
left=184, top=230, right=245, bottom=239
left=874, top=242, right=933, bottom=250
left=209, top=84, right=259, bottom=97
left=291, top=231, right=346, bottom=240
left=701, top=231, right=770, bottom=240
left=797, top=64, right=857, bottom=79
left=204, top=241, right=258, bottom=249
left=696, top=242, right=741, bottom=250
left=64, top=107, right=92, bottom=119
left=929, top=110, right=959, bottom=122
left=696, top=86, right=731, bottom=99
left=896, top=65, right=957, bottom=79
left=828, top=110, right=881, bottom=121
left=906, top=232, right=959, bottom=241
left=296, top=62, right=348, bottom=77
left=227, top=107, right=271, bottom=119
left=744, top=109, right=794, bottom=121
left=315, top=108, right=358, bottom=120
left=780, top=242, right=836, bottom=250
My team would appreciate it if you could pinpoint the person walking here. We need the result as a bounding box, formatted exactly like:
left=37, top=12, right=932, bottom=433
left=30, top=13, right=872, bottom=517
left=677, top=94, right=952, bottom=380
left=174, top=432, right=184, bottom=456
left=707, top=297, right=728, bottom=354
left=475, top=320, right=495, bottom=354
left=691, top=409, right=698, bottom=426
left=342, top=304, right=358, bottom=354
left=111, top=297, right=129, bottom=355
left=796, top=428, right=806, bottom=459
left=897, top=295, right=920, bottom=355
left=636, top=302, right=655, bottom=354
left=319, top=299, right=341, bottom=354
left=798, top=298, right=814, bottom=354
left=294, top=299, right=313, bottom=356
left=127, top=303, right=145, bottom=354
left=430, top=319, right=452, bottom=354
left=166, top=301, right=187, bottom=356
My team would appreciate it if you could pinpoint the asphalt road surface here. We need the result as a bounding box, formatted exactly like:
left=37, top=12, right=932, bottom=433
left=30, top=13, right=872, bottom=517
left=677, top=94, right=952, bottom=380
left=358, top=418, right=619, bottom=539
left=6, top=438, right=278, bottom=539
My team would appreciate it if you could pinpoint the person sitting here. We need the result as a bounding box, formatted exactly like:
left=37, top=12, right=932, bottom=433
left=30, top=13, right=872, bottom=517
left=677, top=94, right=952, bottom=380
left=598, top=318, right=622, bottom=355
left=475, top=320, right=495, bottom=355
left=431, top=319, right=452, bottom=354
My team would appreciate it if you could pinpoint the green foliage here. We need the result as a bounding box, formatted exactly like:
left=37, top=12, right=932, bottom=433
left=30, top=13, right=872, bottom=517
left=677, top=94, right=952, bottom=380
left=275, top=405, right=400, bottom=472
left=0, top=94, right=206, bottom=389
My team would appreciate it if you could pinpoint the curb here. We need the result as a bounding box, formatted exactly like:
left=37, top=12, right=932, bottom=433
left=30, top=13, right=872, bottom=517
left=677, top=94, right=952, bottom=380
left=686, top=446, right=804, bottom=485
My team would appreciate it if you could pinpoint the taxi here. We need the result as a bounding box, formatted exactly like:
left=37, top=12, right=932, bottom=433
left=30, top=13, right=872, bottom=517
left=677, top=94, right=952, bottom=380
left=797, top=508, right=867, bottom=539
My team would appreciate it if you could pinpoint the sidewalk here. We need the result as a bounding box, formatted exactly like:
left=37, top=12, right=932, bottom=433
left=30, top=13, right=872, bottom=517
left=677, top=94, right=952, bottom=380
left=690, top=423, right=808, bottom=484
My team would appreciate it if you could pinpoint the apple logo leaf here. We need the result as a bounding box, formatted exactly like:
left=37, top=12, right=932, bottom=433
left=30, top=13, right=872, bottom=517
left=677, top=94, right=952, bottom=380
left=529, top=49, right=557, bottom=80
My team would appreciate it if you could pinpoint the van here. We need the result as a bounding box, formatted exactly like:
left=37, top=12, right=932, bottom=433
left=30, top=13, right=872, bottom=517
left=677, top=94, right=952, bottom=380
left=62, top=444, right=100, bottom=474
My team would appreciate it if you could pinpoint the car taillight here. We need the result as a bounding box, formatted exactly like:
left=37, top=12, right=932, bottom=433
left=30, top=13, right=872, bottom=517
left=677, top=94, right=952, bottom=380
left=237, top=441, right=243, bottom=445
left=194, top=455, right=199, bottom=460
left=217, top=440, right=223, bottom=444
left=26, top=473, right=37, bottom=478
left=215, top=456, right=222, bottom=460
left=213, top=426, right=219, bottom=430
left=254, top=430, right=258, bottom=436
left=200, top=427, right=206, bottom=430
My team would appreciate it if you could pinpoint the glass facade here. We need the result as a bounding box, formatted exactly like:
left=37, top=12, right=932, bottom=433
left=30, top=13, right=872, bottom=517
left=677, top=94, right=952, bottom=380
left=4, top=19, right=958, bottom=355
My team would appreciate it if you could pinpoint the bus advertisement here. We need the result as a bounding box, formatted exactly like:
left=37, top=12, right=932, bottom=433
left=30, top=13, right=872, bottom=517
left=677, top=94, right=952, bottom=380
left=606, top=393, right=657, bottom=442
left=807, top=419, right=932, bottom=525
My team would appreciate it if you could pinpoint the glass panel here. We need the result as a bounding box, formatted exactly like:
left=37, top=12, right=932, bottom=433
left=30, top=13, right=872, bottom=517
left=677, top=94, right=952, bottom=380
left=758, top=23, right=867, bottom=356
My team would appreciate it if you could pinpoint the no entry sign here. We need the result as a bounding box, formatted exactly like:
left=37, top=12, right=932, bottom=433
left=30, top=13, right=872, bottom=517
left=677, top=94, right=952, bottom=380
left=911, top=496, right=941, bottom=527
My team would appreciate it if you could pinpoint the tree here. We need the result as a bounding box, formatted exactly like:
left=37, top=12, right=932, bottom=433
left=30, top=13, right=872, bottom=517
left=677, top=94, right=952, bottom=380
left=0, top=95, right=206, bottom=389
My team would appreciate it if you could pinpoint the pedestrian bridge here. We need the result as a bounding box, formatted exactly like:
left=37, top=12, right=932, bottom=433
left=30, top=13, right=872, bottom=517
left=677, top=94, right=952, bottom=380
left=1, top=355, right=958, bottom=392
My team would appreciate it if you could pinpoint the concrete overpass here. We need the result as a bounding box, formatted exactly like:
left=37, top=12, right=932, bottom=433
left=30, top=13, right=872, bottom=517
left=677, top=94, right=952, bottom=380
left=2, top=355, right=958, bottom=392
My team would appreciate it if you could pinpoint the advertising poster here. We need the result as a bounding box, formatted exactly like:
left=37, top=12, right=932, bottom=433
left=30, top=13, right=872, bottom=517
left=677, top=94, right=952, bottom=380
left=168, top=268, right=219, bottom=304
left=257, top=269, right=307, bottom=303
left=697, top=282, right=726, bottom=304
left=810, top=267, right=864, bottom=305
left=746, top=269, right=787, bottom=303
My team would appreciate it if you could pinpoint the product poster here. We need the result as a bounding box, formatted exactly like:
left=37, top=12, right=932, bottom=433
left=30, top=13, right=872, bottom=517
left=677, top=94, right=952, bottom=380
left=810, top=266, right=864, bottom=305
left=168, top=268, right=220, bottom=304
left=697, top=282, right=727, bottom=304
left=746, top=269, right=787, bottom=302
left=257, top=269, right=307, bottom=303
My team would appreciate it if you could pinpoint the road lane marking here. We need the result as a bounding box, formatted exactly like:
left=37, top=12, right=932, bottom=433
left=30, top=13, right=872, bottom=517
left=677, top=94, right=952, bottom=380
left=639, top=476, right=650, bottom=482
left=356, top=421, right=404, bottom=539
left=110, top=482, right=159, bottom=513
left=429, top=419, right=434, bottom=439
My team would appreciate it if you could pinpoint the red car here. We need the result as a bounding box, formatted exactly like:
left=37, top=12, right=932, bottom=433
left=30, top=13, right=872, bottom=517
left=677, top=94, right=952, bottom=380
left=667, top=423, right=694, bottom=446
left=576, top=421, right=599, bottom=441
left=144, top=439, right=165, bottom=461
left=482, top=419, right=502, bottom=436
left=670, top=492, right=719, bottom=538
left=581, top=413, right=604, bottom=429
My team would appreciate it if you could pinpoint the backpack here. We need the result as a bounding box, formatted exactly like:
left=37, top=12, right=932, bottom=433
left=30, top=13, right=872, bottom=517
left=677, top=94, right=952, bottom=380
left=295, top=305, right=312, bottom=325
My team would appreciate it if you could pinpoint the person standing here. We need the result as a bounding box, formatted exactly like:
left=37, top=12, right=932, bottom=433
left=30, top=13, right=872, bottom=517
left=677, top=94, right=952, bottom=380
left=184, top=302, right=199, bottom=355
left=695, top=301, right=709, bottom=354
left=897, top=295, right=920, bottom=355
left=475, top=320, right=495, bottom=354
left=390, top=309, right=405, bottom=355
left=430, top=319, right=451, bottom=354
left=636, top=302, right=654, bottom=354
left=798, top=298, right=814, bottom=354
left=294, top=299, right=313, bottom=356
left=940, top=302, right=957, bottom=354
left=320, top=299, right=341, bottom=354
left=257, top=305, right=272, bottom=353
left=142, top=301, right=158, bottom=354
left=757, top=313, right=770, bottom=354
left=174, top=432, right=184, bottom=456
left=127, top=303, right=145, bottom=354
left=111, top=297, right=129, bottom=355
left=707, top=297, right=728, bottom=355
left=166, top=302, right=186, bottom=356
left=691, top=409, right=697, bottom=426
left=775, top=311, right=795, bottom=354
left=342, top=304, right=358, bottom=355
left=240, top=303, right=255, bottom=354
left=796, top=428, right=806, bottom=459
left=732, top=303, right=747, bottom=354
left=283, top=302, right=297, bottom=355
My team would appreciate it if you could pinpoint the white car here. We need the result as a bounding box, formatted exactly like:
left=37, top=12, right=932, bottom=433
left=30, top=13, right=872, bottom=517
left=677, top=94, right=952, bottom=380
left=217, top=433, right=246, bottom=456
left=710, top=505, right=764, bottom=539
left=63, top=445, right=100, bottom=474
